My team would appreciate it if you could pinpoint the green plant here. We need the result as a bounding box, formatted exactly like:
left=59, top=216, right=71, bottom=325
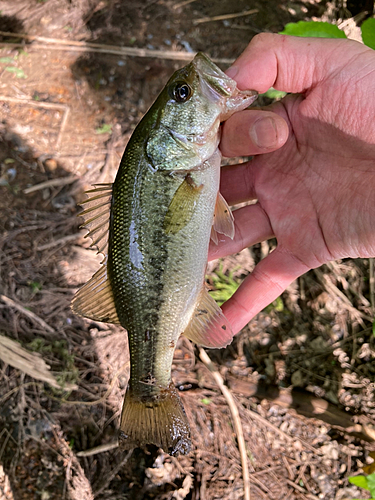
left=28, top=280, right=42, bottom=293
left=361, top=18, right=375, bottom=49
left=280, top=19, right=375, bottom=49
left=280, top=20, right=347, bottom=39
left=0, top=57, right=14, bottom=64
left=5, top=66, right=26, bottom=79
left=348, top=472, right=375, bottom=499
left=261, top=19, right=375, bottom=101
left=95, top=123, right=112, bottom=134
left=265, top=296, right=284, bottom=313
left=27, top=338, right=79, bottom=388
left=208, top=265, right=241, bottom=306
left=200, top=398, right=211, bottom=405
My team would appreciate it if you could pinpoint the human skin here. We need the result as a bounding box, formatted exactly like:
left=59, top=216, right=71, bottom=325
left=209, top=33, right=375, bottom=335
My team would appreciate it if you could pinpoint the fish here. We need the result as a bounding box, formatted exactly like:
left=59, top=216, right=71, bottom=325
left=71, top=53, right=257, bottom=456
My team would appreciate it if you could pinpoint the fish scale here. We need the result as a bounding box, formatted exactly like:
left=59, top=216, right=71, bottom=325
left=71, top=53, right=257, bottom=455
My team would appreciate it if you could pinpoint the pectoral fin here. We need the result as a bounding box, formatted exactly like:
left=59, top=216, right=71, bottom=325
left=182, top=288, right=233, bottom=348
left=211, top=192, right=235, bottom=243
left=164, top=175, right=203, bottom=235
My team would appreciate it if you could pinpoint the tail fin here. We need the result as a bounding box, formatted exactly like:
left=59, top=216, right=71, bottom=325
left=119, top=383, right=191, bottom=456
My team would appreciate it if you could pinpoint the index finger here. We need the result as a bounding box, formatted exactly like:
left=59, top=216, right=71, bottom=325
left=221, top=246, right=309, bottom=334
left=226, top=33, right=363, bottom=94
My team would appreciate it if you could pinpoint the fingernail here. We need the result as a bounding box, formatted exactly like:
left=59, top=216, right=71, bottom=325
left=225, top=65, right=238, bottom=78
left=251, top=117, right=278, bottom=149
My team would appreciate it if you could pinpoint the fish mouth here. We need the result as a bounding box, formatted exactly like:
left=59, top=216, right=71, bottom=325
left=194, top=52, right=258, bottom=119
left=194, top=52, right=237, bottom=98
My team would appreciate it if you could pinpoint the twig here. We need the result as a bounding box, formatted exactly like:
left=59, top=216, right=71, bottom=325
left=0, top=381, right=41, bottom=405
left=36, top=232, right=85, bottom=251
left=173, top=0, right=198, bottom=9
left=11, top=153, right=34, bottom=170
left=199, top=348, right=250, bottom=500
left=0, top=294, right=55, bottom=334
left=0, top=31, right=233, bottom=64
left=28, top=434, right=65, bottom=460
left=314, top=268, right=373, bottom=324
left=0, top=95, right=70, bottom=150
left=193, top=8, right=258, bottom=25
left=285, top=478, right=320, bottom=500
left=56, top=106, right=70, bottom=150
left=93, top=450, right=132, bottom=496
left=76, top=441, right=119, bottom=457
left=0, top=335, right=77, bottom=390
left=326, top=261, right=370, bottom=307
left=55, top=363, right=129, bottom=406
left=0, top=428, right=17, bottom=461
left=0, top=94, right=68, bottom=111
left=95, top=125, right=122, bottom=183
left=246, top=396, right=319, bottom=454
left=369, top=258, right=374, bottom=314
left=24, top=175, right=78, bottom=194
left=0, top=43, right=234, bottom=65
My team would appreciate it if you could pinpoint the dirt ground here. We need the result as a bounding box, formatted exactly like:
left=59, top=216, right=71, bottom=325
left=0, top=0, right=375, bottom=499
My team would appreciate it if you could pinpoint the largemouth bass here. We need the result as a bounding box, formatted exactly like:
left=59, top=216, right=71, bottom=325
left=72, top=53, right=257, bottom=455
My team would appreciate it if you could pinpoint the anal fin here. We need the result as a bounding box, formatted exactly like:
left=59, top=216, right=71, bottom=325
left=183, top=288, right=233, bottom=348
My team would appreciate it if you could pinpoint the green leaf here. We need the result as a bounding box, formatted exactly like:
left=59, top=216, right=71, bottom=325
left=261, top=87, right=287, bottom=100
left=95, top=123, right=112, bottom=134
left=348, top=475, right=369, bottom=490
left=28, top=281, right=42, bottom=293
left=274, top=296, right=284, bottom=312
left=0, top=57, right=14, bottom=64
left=280, top=21, right=347, bottom=39
left=361, top=18, right=375, bottom=50
left=201, top=398, right=211, bottom=405
left=367, top=473, right=375, bottom=497
left=5, top=66, right=26, bottom=78
left=208, top=267, right=240, bottom=306
left=372, top=320, right=375, bottom=338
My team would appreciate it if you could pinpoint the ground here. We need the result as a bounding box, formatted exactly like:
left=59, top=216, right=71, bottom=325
left=0, top=1, right=374, bottom=499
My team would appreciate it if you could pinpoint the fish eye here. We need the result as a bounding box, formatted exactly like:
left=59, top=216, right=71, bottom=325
left=172, top=83, right=192, bottom=103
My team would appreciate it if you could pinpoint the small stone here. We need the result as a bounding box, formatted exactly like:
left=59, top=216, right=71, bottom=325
left=291, top=369, right=304, bottom=387
left=44, top=158, right=57, bottom=172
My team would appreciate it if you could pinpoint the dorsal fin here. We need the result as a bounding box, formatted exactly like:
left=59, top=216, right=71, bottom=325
left=79, top=183, right=112, bottom=257
left=71, top=261, right=120, bottom=324
left=211, top=191, right=235, bottom=242
left=72, top=183, right=119, bottom=324
left=182, top=287, right=233, bottom=348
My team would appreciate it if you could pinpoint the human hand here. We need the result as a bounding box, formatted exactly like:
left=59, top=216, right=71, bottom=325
left=211, top=33, right=375, bottom=335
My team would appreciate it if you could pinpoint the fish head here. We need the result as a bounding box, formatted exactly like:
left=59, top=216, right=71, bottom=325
left=146, top=53, right=257, bottom=171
